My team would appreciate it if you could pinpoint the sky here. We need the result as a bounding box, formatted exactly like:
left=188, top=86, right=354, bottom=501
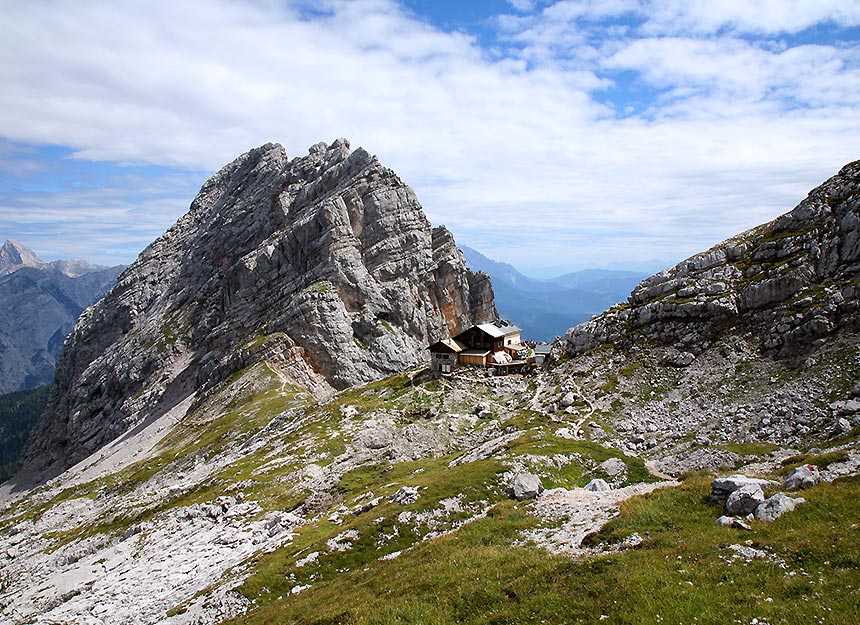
left=1, top=0, right=859, bottom=277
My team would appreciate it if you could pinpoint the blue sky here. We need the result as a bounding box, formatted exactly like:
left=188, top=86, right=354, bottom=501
left=1, top=1, right=859, bottom=276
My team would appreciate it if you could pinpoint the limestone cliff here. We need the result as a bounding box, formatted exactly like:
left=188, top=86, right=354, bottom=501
left=562, top=160, right=860, bottom=361
left=20, top=139, right=495, bottom=476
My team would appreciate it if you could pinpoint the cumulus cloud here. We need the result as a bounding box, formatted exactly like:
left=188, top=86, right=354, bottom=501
left=605, top=37, right=860, bottom=109
left=0, top=0, right=858, bottom=273
left=643, top=0, right=860, bottom=35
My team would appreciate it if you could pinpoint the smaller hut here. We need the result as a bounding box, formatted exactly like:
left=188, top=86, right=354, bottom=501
left=427, top=338, right=466, bottom=373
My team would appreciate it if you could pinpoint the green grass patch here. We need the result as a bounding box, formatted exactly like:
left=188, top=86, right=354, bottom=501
left=506, top=435, right=657, bottom=489
left=717, top=442, right=781, bottom=456
left=618, top=361, right=642, bottom=377
left=228, top=475, right=860, bottom=625
left=780, top=449, right=851, bottom=474
left=241, top=331, right=289, bottom=352
left=238, top=454, right=507, bottom=602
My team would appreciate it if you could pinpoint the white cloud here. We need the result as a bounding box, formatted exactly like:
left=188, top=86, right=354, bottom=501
left=643, top=0, right=860, bottom=35
left=606, top=37, right=860, bottom=109
left=0, top=0, right=858, bottom=274
left=508, top=0, right=537, bottom=11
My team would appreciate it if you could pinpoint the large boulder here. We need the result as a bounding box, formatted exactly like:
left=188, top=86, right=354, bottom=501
left=559, top=392, right=577, bottom=408
left=833, top=417, right=853, bottom=436
left=584, top=478, right=611, bottom=492
left=783, top=465, right=821, bottom=490
left=710, top=475, right=771, bottom=501
left=510, top=473, right=544, bottom=501
left=754, top=492, right=804, bottom=522
left=725, top=483, right=765, bottom=515
left=474, top=401, right=492, bottom=419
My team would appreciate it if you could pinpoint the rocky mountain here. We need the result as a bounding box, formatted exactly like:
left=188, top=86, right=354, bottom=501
left=461, top=246, right=646, bottom=340
left=549, top=160, right=860, bottom=471
left=0, top=240, right=115, bottom=279
left=1, top=157, right=858, bottom=625
left=18, top=139, right=495, bottom=479
left=460, top=245, right=551, bottom=293
left=0, top=240, right=44, bottom=275
left=0, top=241, right=123, bottom=394
left=562, top=160, right=860, bottom=362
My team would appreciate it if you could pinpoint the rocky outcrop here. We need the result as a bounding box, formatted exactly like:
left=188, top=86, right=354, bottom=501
left=562, top=160, right=860, bottom=360
left=19, top=139, right=495, bottom=477
left=0, top=241, right=123, bottom=394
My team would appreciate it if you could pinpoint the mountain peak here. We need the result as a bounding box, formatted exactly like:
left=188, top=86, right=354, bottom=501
left=20, top=138, right=496, bottom=477
left=0, top=239, right=44, bottom=274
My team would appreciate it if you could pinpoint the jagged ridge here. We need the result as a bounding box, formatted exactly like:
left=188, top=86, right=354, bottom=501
left=563, top=160, right=860, bottom=361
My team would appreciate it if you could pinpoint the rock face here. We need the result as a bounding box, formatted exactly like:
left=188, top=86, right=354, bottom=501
left=562, top=160, right=860, bottom=360
left=19, top=139, right=495, bottom=477
left=0, top=241, right=123, bottom=394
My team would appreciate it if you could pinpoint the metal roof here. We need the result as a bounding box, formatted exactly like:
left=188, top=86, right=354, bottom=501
left=504, top=342, right=528, bottom=351
left=428, top=339, right=466, bottom=353
left=460, top=348, right=491, bottom=356
left=475, top=320, right=522, bottom=338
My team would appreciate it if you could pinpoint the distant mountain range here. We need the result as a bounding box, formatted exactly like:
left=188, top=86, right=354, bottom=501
left=0, top=240, right=124, bottom=394
left=460, top=246, right=649, bottom=341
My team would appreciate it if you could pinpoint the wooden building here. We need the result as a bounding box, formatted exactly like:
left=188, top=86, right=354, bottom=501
left=453, top=320, right=522, bottom=354
left=427, top=320, right=527, bottom=374
left=458, top=348, right=491, bottom=366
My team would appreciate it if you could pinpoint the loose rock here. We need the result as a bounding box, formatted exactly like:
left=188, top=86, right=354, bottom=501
left=509, top=473, right=544, bottom=501
left=783, top=465, right=820, bottom=490
left=725, top=483, right=765, bottom=515
left=754, top=493, right=804, bottom=522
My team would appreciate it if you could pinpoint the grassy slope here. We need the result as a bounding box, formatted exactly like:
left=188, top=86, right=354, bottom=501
left=229, top=475, right=860, bottom=625
left=4, top=359, right=858, bottom=625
